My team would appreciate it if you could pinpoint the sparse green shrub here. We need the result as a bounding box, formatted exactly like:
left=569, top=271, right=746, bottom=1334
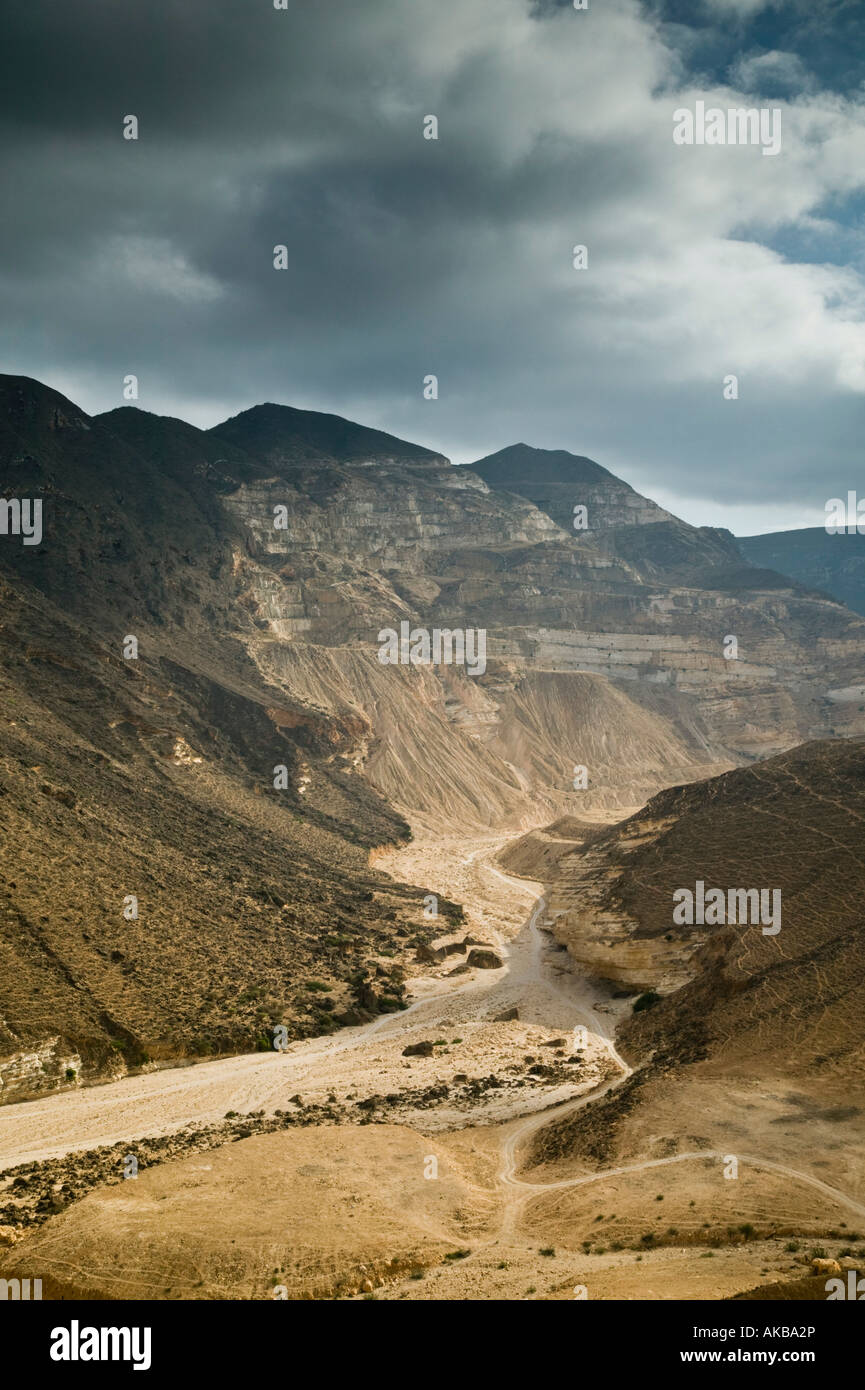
left=633, top=991, right=661, bottom=1013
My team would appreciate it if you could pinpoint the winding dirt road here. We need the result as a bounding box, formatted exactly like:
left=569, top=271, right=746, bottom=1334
left=0, top=836, right=607, bottom=1168
left=3, top=833, right=865, bottom=1252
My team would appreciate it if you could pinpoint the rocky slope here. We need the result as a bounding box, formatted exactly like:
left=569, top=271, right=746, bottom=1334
left=3, top=372, right=865, bottom=1098
left=738, top=526, right=865, bottom=618
left=0, top=381, right=458, bottom=1099
left=208, top=408, right=865, bottom=819
left=524, top=738, right=865, bottom=1188
left=470, top=443, right=676, bottom=531
left=546, top=736, right=865, bottom=1049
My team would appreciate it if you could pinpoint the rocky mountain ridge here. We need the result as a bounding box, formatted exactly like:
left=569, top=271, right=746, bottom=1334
left=738, top=526, right=865, bottom=618
left=2, top=372, right=865, bottom=1095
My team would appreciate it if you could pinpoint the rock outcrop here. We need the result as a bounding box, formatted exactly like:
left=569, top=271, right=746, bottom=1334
left=3, top=371, right=865, bottom=1092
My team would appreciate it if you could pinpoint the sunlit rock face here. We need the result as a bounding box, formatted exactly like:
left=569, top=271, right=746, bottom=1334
left=218, top=411, right=865, bottom=818
left=2, top=374, right=865, bottom=1091
left=545, top=739, right=865, bottom=1089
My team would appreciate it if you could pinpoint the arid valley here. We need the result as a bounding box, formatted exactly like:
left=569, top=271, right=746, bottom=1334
left=2, top=374, right=864, bottom=1304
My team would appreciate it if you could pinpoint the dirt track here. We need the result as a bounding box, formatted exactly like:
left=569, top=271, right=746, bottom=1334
left=5, top=832, right=865, bottom=1302
left=0, top=836, right=622, bottom=1169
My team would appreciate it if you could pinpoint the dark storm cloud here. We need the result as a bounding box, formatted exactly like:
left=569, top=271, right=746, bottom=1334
left=2, top=0, right=865, bottom=533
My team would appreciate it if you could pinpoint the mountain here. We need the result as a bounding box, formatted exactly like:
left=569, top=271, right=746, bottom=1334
left=211, top=402, right=446, bottom=470
left=469, top=442, right=675, bottom=531
left=3, top=372, right=865, bottom=1101
left=737, top=527, right=865, bottom=617
left=529, top=737, right=865, bottom=1176
left=0, top=380, right=458, bottom=1100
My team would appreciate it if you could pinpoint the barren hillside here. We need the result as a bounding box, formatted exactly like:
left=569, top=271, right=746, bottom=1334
left=3, top=372, right=865, bottom=1103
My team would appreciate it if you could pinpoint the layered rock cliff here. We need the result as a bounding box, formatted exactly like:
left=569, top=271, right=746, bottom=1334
left=3, top=373, right=865, bottom=1094
left=541, top=736, right=865, bottom=1073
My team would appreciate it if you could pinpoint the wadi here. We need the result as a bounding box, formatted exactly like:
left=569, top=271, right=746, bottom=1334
left=1, top=374, right=864, bottom=1302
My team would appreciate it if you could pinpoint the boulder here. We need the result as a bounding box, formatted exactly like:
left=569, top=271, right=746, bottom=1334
left=402, top=1041, right=434, bottom=1058
left=466, top=949, right=503, bottom=970
left=335, top=1007, right=373, bottom=1026
left=415, top=943, right=444, bottom=965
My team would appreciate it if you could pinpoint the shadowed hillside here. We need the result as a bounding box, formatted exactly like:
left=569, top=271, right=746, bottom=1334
left=530, top=738, right=865, bottom=1180
left=3, top=371, right=865, bottom=1100
left=738, top=526, right=865, bottom=618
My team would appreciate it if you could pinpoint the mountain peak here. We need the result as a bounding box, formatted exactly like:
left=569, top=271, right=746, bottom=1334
left=473, top=441, right=614, bottom=483
left=210, top=401, right=447, bottom=470
left=470, top=441, right=673, bottom=531
left=0, top=373, right=92, bottom=451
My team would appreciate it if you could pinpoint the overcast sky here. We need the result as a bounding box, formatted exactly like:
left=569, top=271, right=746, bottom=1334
left=2, top=0, right=864, bottom=534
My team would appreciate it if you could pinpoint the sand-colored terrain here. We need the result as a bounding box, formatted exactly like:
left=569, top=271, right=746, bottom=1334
left=4, top=829, right=864, bottom=1300
left=0, top=838, right=618, bottom=1169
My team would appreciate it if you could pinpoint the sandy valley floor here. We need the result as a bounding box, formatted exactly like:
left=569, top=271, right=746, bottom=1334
left=3, top=833, right=864, bottom=1300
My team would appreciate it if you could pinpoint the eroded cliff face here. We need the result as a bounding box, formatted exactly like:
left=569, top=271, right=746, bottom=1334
left=224, top=460, right=560, bottom=571
left=0, top=1037, right=85, bottom=1105
left=3, top=378, right=865, bottom=1091
left=218, top=422, right=865, bottom=832
left=545, top=739, right=865, bottom=1086
left=545, top=815, right=705, bottom=992
left=470, top=442, right=677, bottom=532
